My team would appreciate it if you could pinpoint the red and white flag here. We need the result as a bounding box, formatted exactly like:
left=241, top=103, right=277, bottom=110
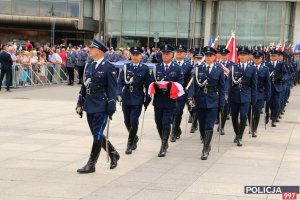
left=148, top=81, right=185, bottom=99
left=226, top=32, right=238, bottom=64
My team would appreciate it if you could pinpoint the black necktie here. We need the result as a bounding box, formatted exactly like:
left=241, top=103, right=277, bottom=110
left=91, top=62, right=97, bottom=73
left=165, top=65, right=168, bottom=71
left=206, top=66, right=210, bottom=75
left=242, top=64, right=245, bottom=72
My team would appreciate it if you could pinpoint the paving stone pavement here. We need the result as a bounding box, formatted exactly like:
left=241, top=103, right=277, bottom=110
left=0, top=85, right=300, bottom=200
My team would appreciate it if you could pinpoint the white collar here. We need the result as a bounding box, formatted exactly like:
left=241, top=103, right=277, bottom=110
left=95, top=57, right=104, bottom=65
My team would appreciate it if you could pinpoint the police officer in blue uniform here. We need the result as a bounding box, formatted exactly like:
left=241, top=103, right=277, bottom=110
left=217, top=48, right=234, bottom=135
left=228, top=46, right=257, bottom=146
left=278, top=51, right=288, bottom=117
left=66, top=48, right=76, bottom=85
left=76, top=47, right=89, bottom=84
left=189, top=46, right=225, bottom=160
left=76, top=39, right=120, bottom=173
left=264, top=49, right=287, bottom=127
left=249, top=51, right=271, bottom=137
left=119, top=46, right=151, bottom=154
left=150, top=44, right=184, bottom=157
left=170, top=44, right=193, bottom=142
left=189, top=51, right=204, bottom=133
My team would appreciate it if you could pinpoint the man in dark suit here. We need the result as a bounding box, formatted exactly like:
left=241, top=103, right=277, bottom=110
left=75, top=38, right=120, bottom=173
left=0, top=45, right=13, bottom=92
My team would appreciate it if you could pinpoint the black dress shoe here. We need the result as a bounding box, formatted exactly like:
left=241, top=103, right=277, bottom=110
left=201, top=151, right=208, bottom=160
left=110, top=152, right=120, bottom=169
left=220, top=129, right=225, bottom=135
left=132, top=136, right=139, bottom=150
left=252, top=132, right=257, bottom=138
left=237, top=139, right=243, bottom=147
left=234, top=136, right=238, bottom=143
left=158, top=145, right=167, bottom=157
left=276, top=118, right=280, bottom=122
left=77, top=165, right=95, bottom=174
left=278, top=115, right=282, bottom=119
left=125, top=147, right=132, bottom=154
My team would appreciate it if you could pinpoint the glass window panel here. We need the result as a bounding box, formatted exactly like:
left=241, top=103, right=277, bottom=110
left=164, top=22, right=177, bottom=37
left=122, top=21, right=136, bottom=36
left=194, top=22, right=201, bottom=38
left=164, top=0, right=177, bottom=23
left=123, top=0, right=136, bottom=21
left=107, top=20, right=121, bottom=35
left=266, top=25, right=281, bottom=39
left=67, top=0, right=79, bottom=18
left=150, top=0, right=164, bottom=21
left=0, top=0, right=11, bottom=14
left=136, top=21, right=149, bottom=37
left=107, top=0, right=122, bottom=20
left=40, top=0, right=67, bottom=17
left=177, top=23, right=188, bottom=38
left=150, top=22, right=163, bottom=34
left=137, top=0, right=149, bottom=21
left=83, top=0, right=93, bottom=18
left=195, top=0, right=202, bottom=23
left=267, top=2, right=282, bottom=25
left=178, top=0, right=190, bottom=23
left=13, top=0, right=39, bottom=16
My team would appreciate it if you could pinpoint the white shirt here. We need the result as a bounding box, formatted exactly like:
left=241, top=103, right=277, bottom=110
left=206, top=64, right=213, bottom=74
left=94, top=57, right=104, bottom=69
left=240, top=62, right=247, bottom=71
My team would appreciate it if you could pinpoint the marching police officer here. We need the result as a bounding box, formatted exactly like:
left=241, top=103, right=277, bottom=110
left=264, top=49, right=287, bottom=127
left=76, top=38, right=120, bottom=173
left=76, top=46, right=89, bottom=84
left=189, top=51, right=204, bottom=133
left=170, top=44, right=193, bottom=142
left=249, top=51, right=271, bottom=137
left=66, top=48, right=76, bottom=85
left=189, top=46, right=225, bottom=160
left=150, top=44, right=184, bottom=157
left=119, top=46, right=151, bottom=154
left=217, top=48, right=234, bottom=135
left=228, top=46, right=257, bottom=146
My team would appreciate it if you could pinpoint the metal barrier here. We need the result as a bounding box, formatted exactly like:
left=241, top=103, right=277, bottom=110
left=1, top=63, right=69, bottom=88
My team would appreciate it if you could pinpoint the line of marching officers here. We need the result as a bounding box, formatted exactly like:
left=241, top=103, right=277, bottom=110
left=75, top=38, right=297, bottom=173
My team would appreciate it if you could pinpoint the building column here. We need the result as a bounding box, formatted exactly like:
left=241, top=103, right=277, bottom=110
left=293, top=2, right=300, bottom=44
left=204, top=0, right=212, bottom=46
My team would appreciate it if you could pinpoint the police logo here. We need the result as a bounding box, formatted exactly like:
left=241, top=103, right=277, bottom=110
left=179, top=44, right=182, bottom=48
left=134, top=47, right=137, bottom=50
left=157, top=76, right=160, bottom=81
left=164, top=45, right=167, bottom=50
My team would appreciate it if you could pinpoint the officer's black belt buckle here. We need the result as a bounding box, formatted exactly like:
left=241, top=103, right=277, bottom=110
left=125, top=85, right=143, bottom=92
left=200, top=87, right=217, bottom=94
left=86, top=88, right=91, bottom=95
left=87, top=87, right=106, bottom=95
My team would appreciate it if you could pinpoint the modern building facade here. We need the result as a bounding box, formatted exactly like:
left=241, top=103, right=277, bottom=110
left=0, top=0, right=299, bottom=48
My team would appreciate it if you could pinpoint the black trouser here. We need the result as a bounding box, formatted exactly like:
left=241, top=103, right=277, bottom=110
left=67, top=67, right=74, bottom=83
left=77, top=65, right=84, bottom=82
left=0, top=69, right=12, bottom=90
